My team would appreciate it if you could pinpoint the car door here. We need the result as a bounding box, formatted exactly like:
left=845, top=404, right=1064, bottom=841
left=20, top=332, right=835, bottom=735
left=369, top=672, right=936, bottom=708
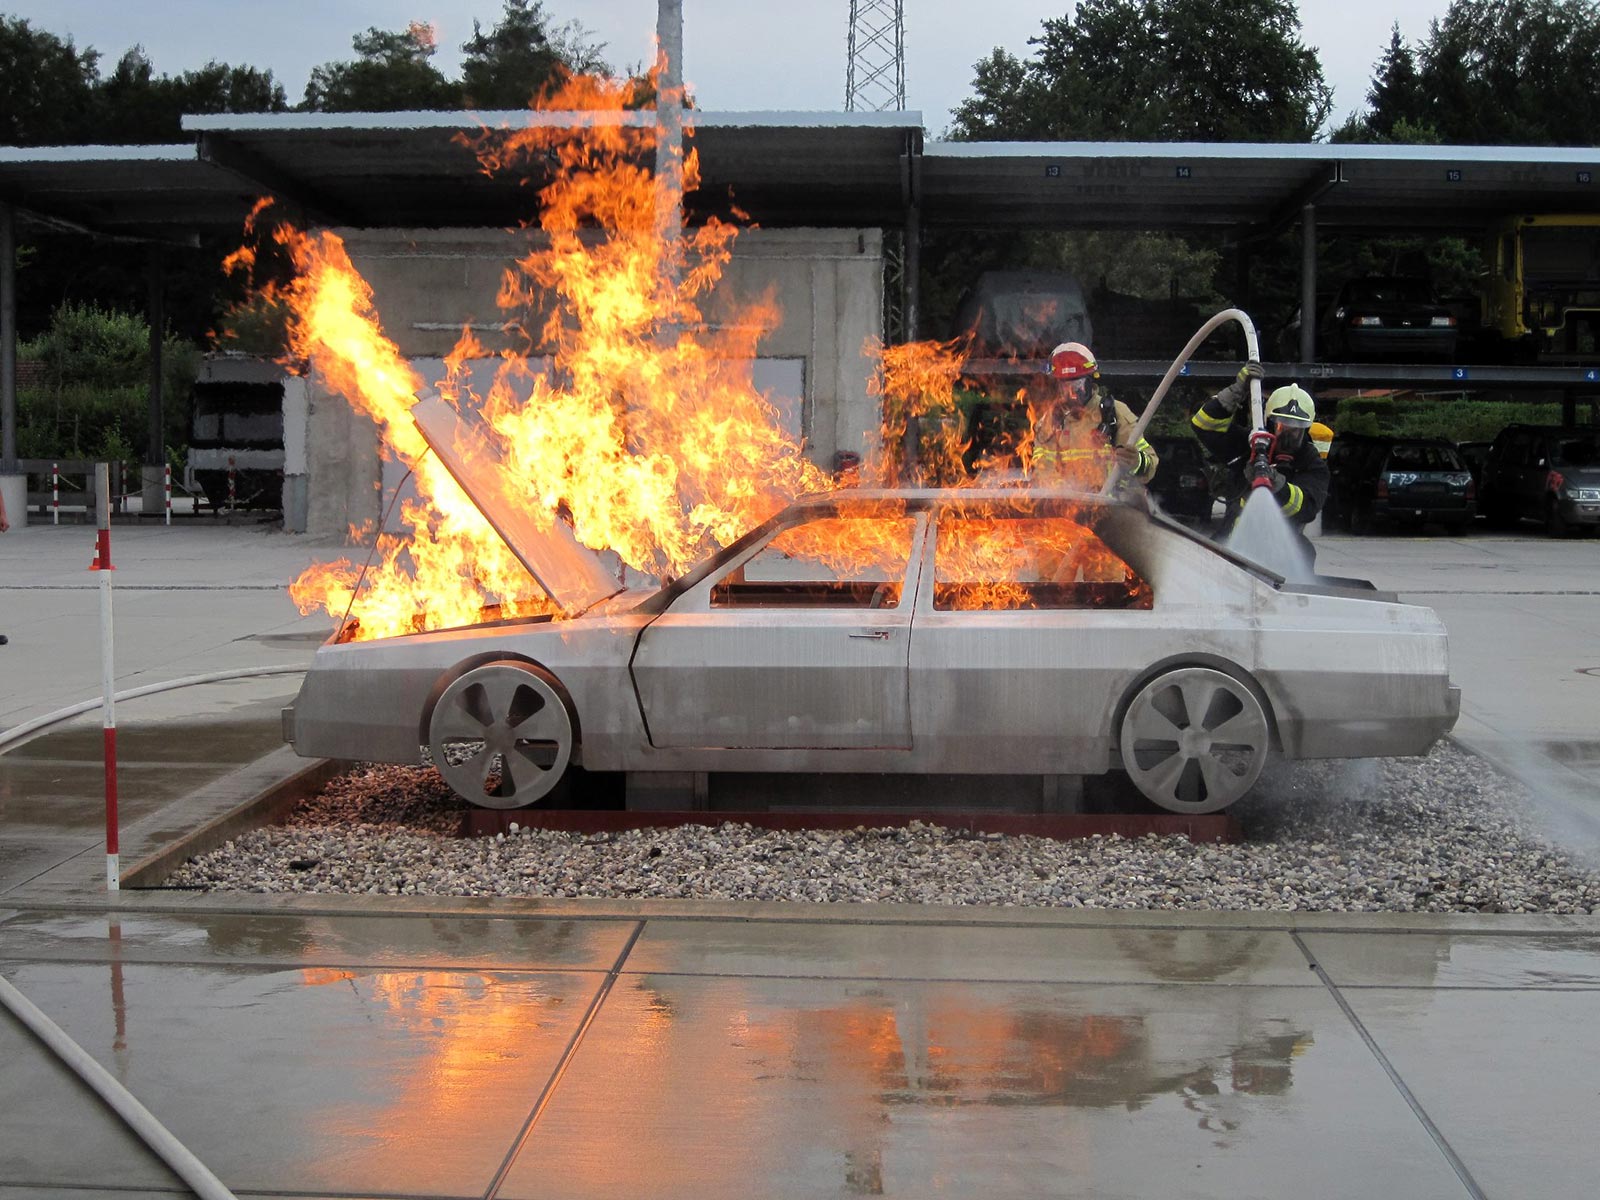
left=907, top=507, right=1154, bottom=772
left=631, top=509, right=926, bottom=749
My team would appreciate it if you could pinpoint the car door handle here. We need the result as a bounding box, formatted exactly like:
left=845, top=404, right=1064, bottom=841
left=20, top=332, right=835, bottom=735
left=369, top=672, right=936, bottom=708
left=849, top=629, right=891, bottom=640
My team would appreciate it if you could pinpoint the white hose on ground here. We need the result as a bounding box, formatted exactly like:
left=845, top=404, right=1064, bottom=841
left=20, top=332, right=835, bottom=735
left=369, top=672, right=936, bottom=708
left=0, top=666, right=306, bottom=754
left=0, top=972, right=239, bottom=1200
left=1101, top=307, right=1265, bottom=495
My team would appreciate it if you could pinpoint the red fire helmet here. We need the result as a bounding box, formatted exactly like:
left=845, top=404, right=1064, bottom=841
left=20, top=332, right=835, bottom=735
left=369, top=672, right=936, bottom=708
left=1047, top=341, right=1098, bottom=381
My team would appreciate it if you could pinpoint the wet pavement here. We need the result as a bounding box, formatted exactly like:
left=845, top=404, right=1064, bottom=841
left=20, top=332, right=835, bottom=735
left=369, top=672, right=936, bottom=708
left=1, top=904, right=1598, bottom=1197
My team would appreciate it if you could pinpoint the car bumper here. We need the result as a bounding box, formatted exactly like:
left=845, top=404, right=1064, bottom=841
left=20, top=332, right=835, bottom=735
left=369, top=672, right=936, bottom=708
left=1341, top=329, right=1457, bottom=358
left=1374, top=497, right=1476, bottom=522
left=1558, top=496, right=1600, bottom=525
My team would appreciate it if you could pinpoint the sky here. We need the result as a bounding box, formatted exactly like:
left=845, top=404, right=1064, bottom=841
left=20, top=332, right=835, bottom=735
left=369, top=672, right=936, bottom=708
left=34, top=1, right=1454, bottom=135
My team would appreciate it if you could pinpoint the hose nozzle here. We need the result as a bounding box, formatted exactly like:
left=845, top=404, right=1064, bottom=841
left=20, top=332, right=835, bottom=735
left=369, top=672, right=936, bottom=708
left=1248, top=428, right=1277, bottom=490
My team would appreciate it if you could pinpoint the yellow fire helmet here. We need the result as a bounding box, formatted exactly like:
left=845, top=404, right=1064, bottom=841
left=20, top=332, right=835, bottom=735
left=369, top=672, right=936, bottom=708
left=1309, top=421, right=1334, bottom=459
left=1264, top=383, right=1315, bottom=427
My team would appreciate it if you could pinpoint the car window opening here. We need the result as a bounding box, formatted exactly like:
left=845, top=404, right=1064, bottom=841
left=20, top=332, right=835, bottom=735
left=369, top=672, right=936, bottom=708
left=933, top=516, right=1153, bottom=611
left=711, top=515, right=916, bottom=609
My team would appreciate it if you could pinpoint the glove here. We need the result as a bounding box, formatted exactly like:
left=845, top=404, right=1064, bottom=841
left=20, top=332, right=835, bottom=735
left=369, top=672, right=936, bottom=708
left=1113, top=444, right=1142, bottom=471
left=1260, top=465, right=1286, bottom=494
left=1215, top=362, right=1262, bottom=414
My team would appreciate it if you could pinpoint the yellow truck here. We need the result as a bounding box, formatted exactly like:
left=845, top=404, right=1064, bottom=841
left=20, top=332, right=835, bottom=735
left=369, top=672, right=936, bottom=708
left=1480, top=213, right=1600, bottom=360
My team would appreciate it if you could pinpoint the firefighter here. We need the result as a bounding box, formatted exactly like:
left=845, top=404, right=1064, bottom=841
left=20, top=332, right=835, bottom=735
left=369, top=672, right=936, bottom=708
left=1191, top=361, right=1329, bottom=547
left=1032, top=342, right=1159, bottom=489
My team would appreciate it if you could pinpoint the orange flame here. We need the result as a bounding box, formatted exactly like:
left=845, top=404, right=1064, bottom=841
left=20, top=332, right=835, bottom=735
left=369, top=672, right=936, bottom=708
left=256, top=70, right=1136, bottom=639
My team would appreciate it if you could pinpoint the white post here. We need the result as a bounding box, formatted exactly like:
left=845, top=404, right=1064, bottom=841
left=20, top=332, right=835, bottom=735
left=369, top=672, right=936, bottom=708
left=163, top=463, right=171, bottom=526
left=92, top=463, right=119, bottom=891
left=52, top=462, right=59, bottom=525
left=654, top=0, right=685, bottom=256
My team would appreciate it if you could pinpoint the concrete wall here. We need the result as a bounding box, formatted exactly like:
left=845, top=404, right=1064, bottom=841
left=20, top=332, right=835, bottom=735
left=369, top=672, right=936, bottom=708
left=300, top=226, right=883, bottom=537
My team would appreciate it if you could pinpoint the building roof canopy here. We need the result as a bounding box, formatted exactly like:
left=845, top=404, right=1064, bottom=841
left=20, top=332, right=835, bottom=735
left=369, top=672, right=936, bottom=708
left=2, top=112, right=1598, bottom=241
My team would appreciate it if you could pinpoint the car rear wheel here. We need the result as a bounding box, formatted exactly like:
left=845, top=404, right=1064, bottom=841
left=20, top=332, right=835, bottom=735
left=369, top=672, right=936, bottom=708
left=1119, top=667, right=1271, bottom=815
left=427, top=661, right=575, bottom=809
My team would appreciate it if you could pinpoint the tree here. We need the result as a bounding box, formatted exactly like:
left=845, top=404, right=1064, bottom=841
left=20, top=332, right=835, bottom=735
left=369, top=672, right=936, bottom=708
left=92, top=48, right=287, bottom=143
left=0, top=15, right=98, bottom=145
left=949, top=0, right=1333, bottom=143
left=459, top=0, right=609, bottom=109
left=1415, top=0, right=1600, bottom=145
left=176, top=63, right=288, bottom=117
left=303, top=21, right=458, bottom=111
left=1367, top=24, right=1429, bottom=139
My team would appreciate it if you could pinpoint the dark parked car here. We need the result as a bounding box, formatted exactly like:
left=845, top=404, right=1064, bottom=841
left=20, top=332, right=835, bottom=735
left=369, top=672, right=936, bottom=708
left=1324, top=435, right=1476, bottom=533
left=1145, top=435, right=1214, bottom=524
left=1480, top=424, right=1600, bottom=535
left=1321, top=277, right=1459, bottom=361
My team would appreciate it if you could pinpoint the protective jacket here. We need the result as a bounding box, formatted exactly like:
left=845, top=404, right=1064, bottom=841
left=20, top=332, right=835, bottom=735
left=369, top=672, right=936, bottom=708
left=1032, top=389, right=1159, bottom=487
left=1191, top=387, right=1328, bottom=530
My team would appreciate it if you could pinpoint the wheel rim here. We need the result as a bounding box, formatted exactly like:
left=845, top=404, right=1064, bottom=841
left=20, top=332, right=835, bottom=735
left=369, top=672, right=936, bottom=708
left=1120, top=667, right=1270, bottom=814
left=428, top=663, right=573, bottom=809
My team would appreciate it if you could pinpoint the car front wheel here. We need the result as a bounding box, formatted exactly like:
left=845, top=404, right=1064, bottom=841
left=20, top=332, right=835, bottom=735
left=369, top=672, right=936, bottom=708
left=1118, top=666, right=1271, bottom=814
left=427, top=660, right=575, bottom=808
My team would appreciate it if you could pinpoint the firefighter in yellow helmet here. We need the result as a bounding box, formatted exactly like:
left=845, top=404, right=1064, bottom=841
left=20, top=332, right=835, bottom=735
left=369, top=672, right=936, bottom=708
left=1031, top=342, right=1158, bottom=489
left=1191, top=361, right=1330, bottom=551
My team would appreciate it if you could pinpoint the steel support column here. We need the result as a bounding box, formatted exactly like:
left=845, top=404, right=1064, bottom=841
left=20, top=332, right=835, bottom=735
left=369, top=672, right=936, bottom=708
left=145, top=245, right=164, bottom=466
left=653, top=0, right=684, bottom=247
left=1, top=202, right=15, bottom=471
left=904, top=201, right=920, bottom=343
left=1299, top=203, right=1317, bottom=365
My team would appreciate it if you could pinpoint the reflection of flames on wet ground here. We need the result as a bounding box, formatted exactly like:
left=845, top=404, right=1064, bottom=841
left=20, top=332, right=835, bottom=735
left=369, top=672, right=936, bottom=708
left=232, top=73, right=1129, bottom=641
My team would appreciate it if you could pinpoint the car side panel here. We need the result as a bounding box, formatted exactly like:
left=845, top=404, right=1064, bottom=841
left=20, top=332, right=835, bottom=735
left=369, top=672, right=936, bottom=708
left=285, top=616, right=649, bottom=765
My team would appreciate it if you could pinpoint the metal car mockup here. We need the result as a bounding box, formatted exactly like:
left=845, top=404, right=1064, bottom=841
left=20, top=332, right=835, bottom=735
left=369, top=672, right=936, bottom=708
left=283, top=399, right=1459, bottom=816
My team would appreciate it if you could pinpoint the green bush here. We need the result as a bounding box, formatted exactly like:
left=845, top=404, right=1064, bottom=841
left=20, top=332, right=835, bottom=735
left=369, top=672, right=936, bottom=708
left=1331, top=395, right=1564, bottom=442
left=16, top=301, right=199, bottom=465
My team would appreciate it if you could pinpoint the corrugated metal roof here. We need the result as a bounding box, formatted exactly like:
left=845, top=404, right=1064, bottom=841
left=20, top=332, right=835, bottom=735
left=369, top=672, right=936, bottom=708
left=2, top=115, right=1598, bottom=240
left=921, top=140, right=1600, bottom=231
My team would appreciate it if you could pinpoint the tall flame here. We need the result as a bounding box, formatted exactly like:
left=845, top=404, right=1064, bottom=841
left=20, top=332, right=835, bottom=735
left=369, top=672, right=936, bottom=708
left=255, top=71, right=1139, bottom=638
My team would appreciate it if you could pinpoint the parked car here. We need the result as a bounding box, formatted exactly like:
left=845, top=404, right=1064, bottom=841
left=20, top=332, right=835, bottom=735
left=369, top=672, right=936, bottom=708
left=953, top=270, right=1092, bottom=359
left=1323, top=435, right=1476, bottom=533
left=1480, top=424, right=1600, bottom=535
left=283, top=399, right=1460, bottom=817
left=1144, top=434, right=1214, bottom=524
left=1320, top=277, right=1459, bottom=361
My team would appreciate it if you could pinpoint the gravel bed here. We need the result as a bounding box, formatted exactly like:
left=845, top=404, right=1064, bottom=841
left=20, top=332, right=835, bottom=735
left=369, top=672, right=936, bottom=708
left=168, top=743, right=1600, bottom=913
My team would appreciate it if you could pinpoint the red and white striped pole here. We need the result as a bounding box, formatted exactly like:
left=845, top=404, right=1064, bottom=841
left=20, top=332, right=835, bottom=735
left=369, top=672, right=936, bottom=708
left=51, top=462, right=59, bottom=525
left=91, top=463, right=119, bottom=891
left=163, top=463, right=172, bottom=526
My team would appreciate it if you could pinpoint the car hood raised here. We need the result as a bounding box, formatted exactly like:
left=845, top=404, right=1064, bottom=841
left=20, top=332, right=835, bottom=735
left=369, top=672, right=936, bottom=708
left=411, top=394, right=623, bottom=616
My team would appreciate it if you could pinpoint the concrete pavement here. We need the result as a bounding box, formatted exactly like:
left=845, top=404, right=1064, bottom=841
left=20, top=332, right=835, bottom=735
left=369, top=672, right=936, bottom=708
left=1, top=900, right=1598, bottom=1197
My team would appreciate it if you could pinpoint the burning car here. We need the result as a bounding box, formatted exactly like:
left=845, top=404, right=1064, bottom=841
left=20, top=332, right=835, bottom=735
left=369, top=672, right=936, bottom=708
left=282, top=399, right=1459, bottom=816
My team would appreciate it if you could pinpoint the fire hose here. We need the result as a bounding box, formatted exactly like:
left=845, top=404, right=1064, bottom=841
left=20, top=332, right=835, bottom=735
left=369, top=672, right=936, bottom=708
left=0, top=666, right=306, bottom=755
left=0, top=973, right=239, bottom=1199
left=1100, top=307, right=1265, bottom=496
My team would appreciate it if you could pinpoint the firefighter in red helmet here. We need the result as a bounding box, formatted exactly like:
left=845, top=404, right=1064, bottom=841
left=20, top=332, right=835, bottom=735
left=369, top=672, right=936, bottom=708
left=1031, top=342, right=1159, bottom=489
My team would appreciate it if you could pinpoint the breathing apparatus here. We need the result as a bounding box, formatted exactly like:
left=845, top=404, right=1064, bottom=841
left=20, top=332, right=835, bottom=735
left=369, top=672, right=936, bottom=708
left=1250, top=384, right=1316, bottom=489
left=1046, top=341, right=1117, bottom=444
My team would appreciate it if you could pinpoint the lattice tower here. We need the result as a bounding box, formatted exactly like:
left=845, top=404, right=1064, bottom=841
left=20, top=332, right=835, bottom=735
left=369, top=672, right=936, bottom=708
left=845, top=0, right=906, bottom=111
